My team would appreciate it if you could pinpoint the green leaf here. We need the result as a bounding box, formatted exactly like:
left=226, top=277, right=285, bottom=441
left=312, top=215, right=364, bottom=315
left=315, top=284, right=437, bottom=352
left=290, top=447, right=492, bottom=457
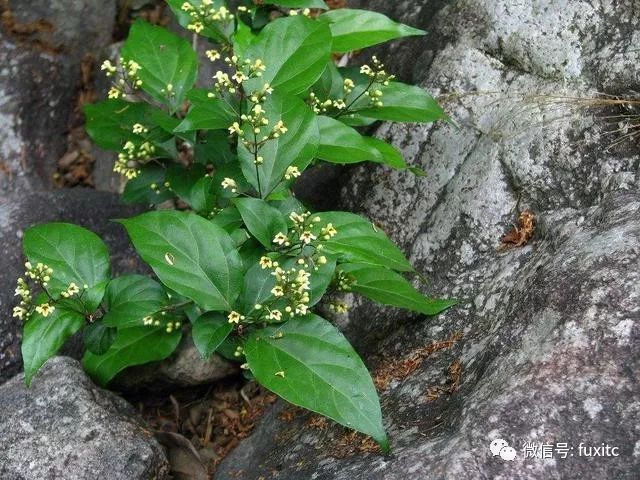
left=83, top=322, right=117, bottom=355
left=238, top=261, right=275, bottom=313
left=23, top=223, right=111, bottom=303
left=192, top=312, right=233, bottom=359
left=84, top=100, right=149, bottom=151
left=238, top=92, right=318, bottom=197
left=244, top=16, right=332, bottom=95
left=245, top=314, right=388, bottom=450
left=22, top=307, right=85, bottom=386
left=339, top=263, right=456, bottom=315
left=122, top=164, right=174, bottom=205
left=352, top=82, right=445, bottom=123
left=102, top=275, right=168, bottom=328
left=210, top=205, right=244, bottom=233
left=166, top=0, right=231, bottom=43
left=314, top=212, right=413, bottom=271
left=263, top=0, right=328, bottom=8
left=363, top=137, right=407, bottom=169
left=312, top=62, right=344, bottom=100
left=119, top=211, right=243, bottom=311
left=317, top=116, right=382, bottom=164
left=234, top=198, right=288, bottom=248
left=83, top=325, right=182, bottom=386
left=319, top=9, right=425, bottom=53
left=121, top=20, right=198, bottom=112
left=174, top=89, right=238, bottom=132
left=194, top=130, right=237, bottom=166
left=166, top=163, right=216, bottom=213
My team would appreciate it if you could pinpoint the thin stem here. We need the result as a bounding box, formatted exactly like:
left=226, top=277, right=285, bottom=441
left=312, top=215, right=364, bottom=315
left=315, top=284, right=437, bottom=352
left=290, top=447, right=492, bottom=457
left=253, top=131, right=262, bottom=197
left=335, top=77, right=376, bottom=119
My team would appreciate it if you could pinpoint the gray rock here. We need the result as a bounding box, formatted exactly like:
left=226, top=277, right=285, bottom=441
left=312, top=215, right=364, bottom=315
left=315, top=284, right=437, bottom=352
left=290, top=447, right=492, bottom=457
left=0, top=0, right=115, bottom=193
left=113, top=334, right=238, bottom=392
left=0, top=356, right=169, bottom=480
left=0, top=189, right=146, bottom=384
left=215, top=0, right=640, bottom=479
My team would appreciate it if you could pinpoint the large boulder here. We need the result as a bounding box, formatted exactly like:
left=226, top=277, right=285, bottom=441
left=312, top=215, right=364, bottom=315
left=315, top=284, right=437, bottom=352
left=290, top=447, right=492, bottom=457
left=0, top=189, right=146, bottom=383
left=0, top=356, right=169, bottom=480
left=0, top=0, right=115, bottom=193
left=215, top=0, right=640, bottom=479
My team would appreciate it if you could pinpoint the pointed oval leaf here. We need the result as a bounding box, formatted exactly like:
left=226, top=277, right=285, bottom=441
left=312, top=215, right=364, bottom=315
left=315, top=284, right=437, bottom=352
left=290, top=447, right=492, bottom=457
left=314, top=212, right=413, bottom=271
left=339, top=263, right=456, bottom=315
left=83, top=322, right=117, bottom=355
left=119, top=211, right=243, bottom=311
left=363, top=137, right=407, bottom=169
left=83, top=325, right=182, bottom=386
left=121, top=20, right=198, bottom=112
left=245, top=314, right=388, bottom=450
left=174, top=89, right=238, bottom=132
left=234, top=198, right=288, bottom=248
left=23, top=223, right=111, bottom=303
left=244, top=16, right=332, bottom=95
left=192, top=312, right=233, bottom=359
left=102, top=275, right=168, bottom=328
left=351, top=82, right=445, bottom=123
left=317, top=116, right=382, bottom=164
left=319, top=9, right=425, bottom=53
left=22, top=307, right=85, bottom=386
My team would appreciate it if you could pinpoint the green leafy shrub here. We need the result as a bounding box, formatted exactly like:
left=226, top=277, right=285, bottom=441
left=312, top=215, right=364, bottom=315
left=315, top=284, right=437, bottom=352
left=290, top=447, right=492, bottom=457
left=14, top=1, right=453, bottom=451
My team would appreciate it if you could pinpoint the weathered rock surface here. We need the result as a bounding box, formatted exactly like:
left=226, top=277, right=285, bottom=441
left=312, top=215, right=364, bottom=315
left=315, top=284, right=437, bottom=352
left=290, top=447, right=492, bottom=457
left=216, top=0, right=640, bottom=479
left=0, top=356, right=169, bottom=480
left=0, top=189, right=146, bottom=383
left=0, top=0, right=115, bottom=193
left=113, top=334, right=238, bottom=392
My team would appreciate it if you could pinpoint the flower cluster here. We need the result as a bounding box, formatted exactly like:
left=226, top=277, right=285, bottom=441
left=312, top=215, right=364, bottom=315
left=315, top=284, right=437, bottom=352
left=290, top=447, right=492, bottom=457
left=12, top=262, right=54, bottom=321
left=333, top=270, right=354, bottom=292
left=272, top=212, right=338, bottom=253
left=114, top=140, right=155, bottom=180
left=258, top=258, right=312, bottom=321
left=308, top=92, right=348, bottom=114
left=288, top=8, right=312, bottom=17
left=359, top=56, right=395, bottom=108
left=209, top=56, right=267, bottom=97
left=307, top=56, right=396, bottom=114
left=143, top=312, right=181, bottom=333
left=101, top=58, right=143, bottom=100
left=328, top=301, right=349, bottom=314
left=181, top=0, right=233, bottom=34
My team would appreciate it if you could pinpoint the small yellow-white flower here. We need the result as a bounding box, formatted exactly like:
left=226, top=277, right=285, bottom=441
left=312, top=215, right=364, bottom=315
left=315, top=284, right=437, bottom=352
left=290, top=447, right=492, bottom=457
left=108, top=87, right=121, bottom=99
left=272, top=232, right=288, bottom=245
left=321, top=223, right=338, bottom=239
left=61, top=282, right=80, bottom=298
left=228, top=122, right=243, bottom=136
left=284, top=166, right=300, bottom=180
left=299, top=231, right=317, bottom=245
left=259, top=256, right=273, bottom=269
left=132, top=123, right=148, bottom=134
left=227, top=311, right=245, bottom=324
left=271, top=285, right=284, bottom=297
left=206, top=49, right=221, bottom=62
left=35, top=303, right=55, bottom=317
left=221, top=177, right=238, bottom=193
left=268, top=310, right=282, bottom=321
